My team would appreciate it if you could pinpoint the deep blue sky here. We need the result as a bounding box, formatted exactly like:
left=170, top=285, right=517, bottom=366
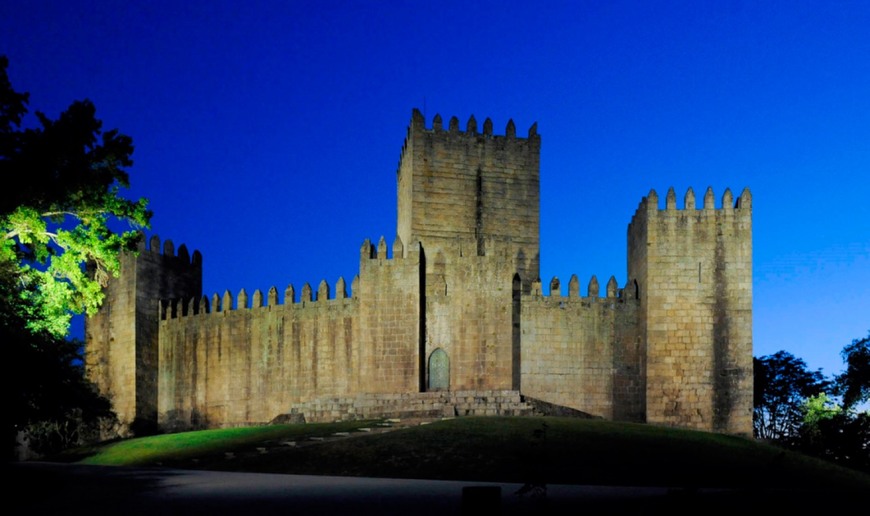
left=2, top=1, right=868, bottom=378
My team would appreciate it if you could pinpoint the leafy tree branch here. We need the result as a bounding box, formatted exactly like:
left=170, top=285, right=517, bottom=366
left=0, top=55, right=151, bottom=337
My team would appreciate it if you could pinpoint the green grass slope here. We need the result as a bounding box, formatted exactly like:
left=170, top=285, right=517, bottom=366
left=77, top=416, right=869, bottom=490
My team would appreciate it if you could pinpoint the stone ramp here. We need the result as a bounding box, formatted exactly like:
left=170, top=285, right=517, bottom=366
left=275, top=390, right=536, bottom=424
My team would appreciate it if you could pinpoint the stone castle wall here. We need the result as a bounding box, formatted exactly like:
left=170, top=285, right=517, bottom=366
left=519, top=277, right=642, bottom=421
left=156, top=236, right=424, bottom=430
left=356, top=237, right=422, bottom=394
left=400, top=111, right=543, bottom=395
left=157, top=284, right=357, bottom=429
left=153, top=243, right=652, bottom=430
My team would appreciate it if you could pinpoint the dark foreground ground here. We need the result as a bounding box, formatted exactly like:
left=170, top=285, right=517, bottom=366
left=9, top=461, right=868, bottom=516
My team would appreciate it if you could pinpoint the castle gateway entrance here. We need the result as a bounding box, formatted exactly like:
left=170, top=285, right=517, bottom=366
left=428, top=348, right=449, bottom=391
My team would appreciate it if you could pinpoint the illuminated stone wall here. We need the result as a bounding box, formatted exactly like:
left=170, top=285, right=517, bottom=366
left=520, top=276, right=643, bottom=421
left=155, top=237, right=422, bottom=429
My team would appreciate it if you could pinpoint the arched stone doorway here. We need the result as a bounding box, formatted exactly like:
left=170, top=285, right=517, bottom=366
left=428, top=348, right=449, bottom=391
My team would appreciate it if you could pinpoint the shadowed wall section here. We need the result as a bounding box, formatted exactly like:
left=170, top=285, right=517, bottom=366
left=520, top=276, right=643, bottom=421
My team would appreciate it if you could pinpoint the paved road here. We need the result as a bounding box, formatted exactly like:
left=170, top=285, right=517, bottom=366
left=8, top=462, right=866, bottom=515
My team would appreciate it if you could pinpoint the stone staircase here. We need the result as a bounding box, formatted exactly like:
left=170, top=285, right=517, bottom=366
left=275, top=390, right=536, bottom=424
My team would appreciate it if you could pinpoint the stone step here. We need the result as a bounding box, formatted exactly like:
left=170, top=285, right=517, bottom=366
left=279, top=390, right=536, bottom=423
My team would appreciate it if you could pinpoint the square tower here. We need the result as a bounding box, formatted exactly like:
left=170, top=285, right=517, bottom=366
left=85, top=235, right=202, bottom=432
left=628, top=187, right=753, bottom=435
left=396, top=109, right=541, bottom=289
left=396, top=110, right=541, bottom=391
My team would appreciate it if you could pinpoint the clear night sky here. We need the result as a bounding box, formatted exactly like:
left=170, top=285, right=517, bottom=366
left=2, top=1, right=868, bottom=379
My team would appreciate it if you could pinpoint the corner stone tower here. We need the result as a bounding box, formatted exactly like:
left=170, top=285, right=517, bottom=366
left=628, top=187, right=753, bottom=434
left=85, top=236, right=201, bottom=431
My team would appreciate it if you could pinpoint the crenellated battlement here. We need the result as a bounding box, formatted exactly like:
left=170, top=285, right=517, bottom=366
left=136, top=233, right=202, bottom=267
left=630, top=186, right=752, bottom=226
left=396, top=109, right=541, bottom=290
left=159, top=274, right=358, bottom=321
left=397, top=109, right=540, bottom=175
left=528, top=274, right=638, bottom=303
left=414, top=108, right=539, bottom=139
left=359, top=235, right=420, bottom=261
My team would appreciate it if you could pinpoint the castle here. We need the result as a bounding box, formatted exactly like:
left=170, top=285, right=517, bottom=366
left=85, top=109, right=753, bottom=435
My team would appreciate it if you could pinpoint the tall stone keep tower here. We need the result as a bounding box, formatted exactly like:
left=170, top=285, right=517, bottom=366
left=396, top=109, right=540, bottom=392
left=85, top=235, right=202, bottom=431
left=627, top=187, right=752, bottom=434
left=397, top=109, right=540, bottom=289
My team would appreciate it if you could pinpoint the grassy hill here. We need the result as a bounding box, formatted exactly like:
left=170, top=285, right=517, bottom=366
left=71, top=416, right=869, bottom=491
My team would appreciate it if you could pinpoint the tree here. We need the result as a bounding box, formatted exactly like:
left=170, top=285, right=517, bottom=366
left=795, top=392, right=869, bottom=472
left=753, top=351, right=828, bottom=442
left=835, top=332, right=870, bottom=411
left=2, top=55, right=147, bottom=455
left=4, top=263, right=116, bottom=457
left=1, top=55, right=150, bottom=337
left=798, top=392, right=842, bottom=449
left=755, top=341, right=869, bottom=473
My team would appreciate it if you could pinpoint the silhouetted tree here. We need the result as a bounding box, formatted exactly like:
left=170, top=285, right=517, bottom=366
left=753, top=351, right=828, bottom=442
left=4, top=261, right=115, bottom=457
left=835, top=332, right=870, bottom=411
left=755, top=339, right=869, bottom=473
left=798, top=333, right=870, bottom=472
left=796, top=393, right=869, bottom=472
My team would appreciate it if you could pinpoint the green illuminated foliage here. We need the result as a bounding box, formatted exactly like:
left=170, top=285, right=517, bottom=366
left=1, top=55, right=151, bottom=337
